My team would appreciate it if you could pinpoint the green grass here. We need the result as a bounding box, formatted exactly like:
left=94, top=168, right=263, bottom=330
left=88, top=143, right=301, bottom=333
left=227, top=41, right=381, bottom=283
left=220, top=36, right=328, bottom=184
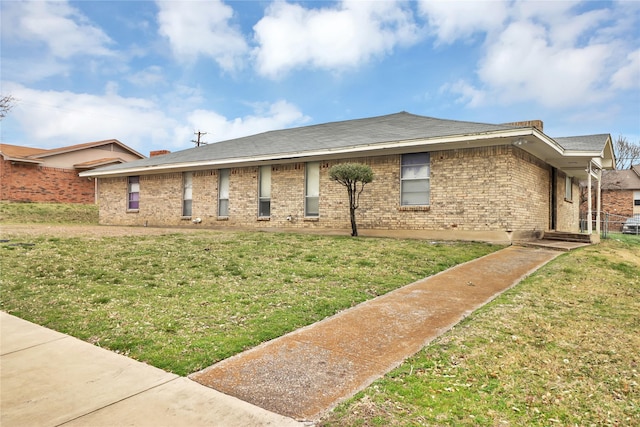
left=320, top=235, right=640, bottom=426
left=0, top=227, right=500, bottom=376
left=0, top=201, right=98, bottom=224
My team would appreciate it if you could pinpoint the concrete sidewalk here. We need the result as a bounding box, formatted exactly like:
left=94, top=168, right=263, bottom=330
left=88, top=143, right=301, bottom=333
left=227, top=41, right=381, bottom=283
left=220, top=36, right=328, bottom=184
left=0, top=312, right=302, bottom=427
left=190, top=245, right=561, bottom=421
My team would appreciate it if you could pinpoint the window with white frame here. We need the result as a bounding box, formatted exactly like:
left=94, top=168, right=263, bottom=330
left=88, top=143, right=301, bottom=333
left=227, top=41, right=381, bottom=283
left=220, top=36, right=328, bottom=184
left=258, top=165, right=271, bottom=217
left=305, top=162, right=320, bottom=217
left=401, top=153, right=430, bottom=206
left=182, top=172, right=193, bottom=217
left=218, top=169, right=230, bottom=217
left=565, top=175, right=573, bottom=201
left=128, top=176, right=139, bottom=210
left=634, top=191, right=640, bottom=207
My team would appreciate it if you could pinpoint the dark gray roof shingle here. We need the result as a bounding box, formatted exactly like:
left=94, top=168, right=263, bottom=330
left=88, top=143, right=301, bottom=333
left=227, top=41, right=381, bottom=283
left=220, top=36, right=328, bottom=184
left=554, top=134, right=611, bottom=151
left=94, top=112, right=522, bottom=172
left=91, top=112, right=611, bottom=174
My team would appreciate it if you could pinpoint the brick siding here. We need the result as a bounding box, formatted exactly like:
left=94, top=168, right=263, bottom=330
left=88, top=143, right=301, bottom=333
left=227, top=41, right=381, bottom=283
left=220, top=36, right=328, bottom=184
left=555, top=172, right=580, bottom=231
left=1, top=160, right=95, bottom=204
left=601, top=190, right=635, bottom=218
left=580, top=188, right=637, bottom=218
left=97, top=145, right=574, bottom=237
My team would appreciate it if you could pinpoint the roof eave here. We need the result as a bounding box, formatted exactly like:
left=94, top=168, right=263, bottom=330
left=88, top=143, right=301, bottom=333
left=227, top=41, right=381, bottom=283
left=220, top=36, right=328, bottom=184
left=34, top=139, right=146, bottom=160
left=1, top=155, right=44, bottom=165
left=81, top=128, right=542, bottom=178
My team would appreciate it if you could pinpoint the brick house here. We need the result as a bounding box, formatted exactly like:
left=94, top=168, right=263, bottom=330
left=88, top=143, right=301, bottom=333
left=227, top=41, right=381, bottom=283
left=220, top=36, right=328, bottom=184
left=1, top=140, right=145, bottom=204
left=599, top=165, right=640, bottom=218
left=80, top=113, right=614, bottom=243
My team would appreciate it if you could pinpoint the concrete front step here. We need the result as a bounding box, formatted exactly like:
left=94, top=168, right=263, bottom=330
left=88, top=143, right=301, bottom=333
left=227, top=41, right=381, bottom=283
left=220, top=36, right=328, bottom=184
left=542, top=231, right=595, bottom=244
left=514, top=239, right=591, bottom=252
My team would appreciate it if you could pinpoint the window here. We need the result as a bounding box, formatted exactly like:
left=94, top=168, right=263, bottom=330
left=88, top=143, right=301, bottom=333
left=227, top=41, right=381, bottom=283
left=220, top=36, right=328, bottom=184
left=401, top=153, right=430, bottom=206
left=127, top=176, right=139, bottom=210
left=183, top=172, right=193, bottom=217
left=258, top=165, right=271, bottom=217
left=565, top=175, right=573, bottom=201
left=305, top=162, right=320, bottom=217
left=218, top=169, right=230, bottom=217
left=634, top=191, right=640, bottom=206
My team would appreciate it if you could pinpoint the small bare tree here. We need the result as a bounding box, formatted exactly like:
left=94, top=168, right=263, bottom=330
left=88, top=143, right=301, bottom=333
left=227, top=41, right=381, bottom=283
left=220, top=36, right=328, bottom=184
left=614, top=135, right=640, bottom=169
left=329, top=163, right=374, bottom=237
left=0, top=95, right=16, bottom=120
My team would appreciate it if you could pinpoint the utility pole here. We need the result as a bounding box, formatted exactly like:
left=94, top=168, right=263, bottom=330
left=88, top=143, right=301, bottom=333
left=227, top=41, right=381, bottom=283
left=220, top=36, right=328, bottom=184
left=192, top=131, right=208, bottom=147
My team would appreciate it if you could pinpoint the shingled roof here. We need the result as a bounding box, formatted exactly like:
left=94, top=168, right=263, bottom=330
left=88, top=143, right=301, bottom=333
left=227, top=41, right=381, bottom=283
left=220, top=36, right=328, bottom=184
left=602, top=164, right=640, bottom=190
left=84, top=113, right=531, bottom=173
left=81, top=112, right=614, bottom=178
left=554, top=134, right=612, bottom=152
left=1, top=139, right=145, bottom=166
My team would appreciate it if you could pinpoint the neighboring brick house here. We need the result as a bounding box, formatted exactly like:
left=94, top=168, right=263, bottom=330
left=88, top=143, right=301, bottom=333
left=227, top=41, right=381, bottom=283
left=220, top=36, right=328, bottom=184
left=81, top=113, right=614, bottom=243
left=1, top=140, right=145, bottom=204
left=599, top=165, right=640, bottom=218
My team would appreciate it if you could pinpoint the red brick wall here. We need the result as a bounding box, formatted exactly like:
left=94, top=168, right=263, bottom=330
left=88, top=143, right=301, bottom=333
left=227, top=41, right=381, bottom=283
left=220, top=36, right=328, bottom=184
left=580, top=187, right=634, bottom=218
left=0, top=159, right=95, bottom=204
left=602, top=190, right=634, bottom=217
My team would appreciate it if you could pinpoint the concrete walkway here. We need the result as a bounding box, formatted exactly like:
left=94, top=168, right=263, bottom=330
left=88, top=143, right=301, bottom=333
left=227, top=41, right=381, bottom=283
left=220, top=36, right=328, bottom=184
left=0, top=312, right=302, bottom=427
left=2, top=245, right=562, bottom=425
left=190, top=245, right=561, bottom=421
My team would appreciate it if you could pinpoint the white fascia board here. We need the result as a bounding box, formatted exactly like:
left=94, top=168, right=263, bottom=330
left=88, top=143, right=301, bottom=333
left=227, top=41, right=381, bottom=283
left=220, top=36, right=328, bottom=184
left=81, top=128, right=544, bottom=178
left=590, top=157, right=604, bottom=169
left=3, top=155, right=44, bottom=165
left=533, top=129, right=565, bottom=156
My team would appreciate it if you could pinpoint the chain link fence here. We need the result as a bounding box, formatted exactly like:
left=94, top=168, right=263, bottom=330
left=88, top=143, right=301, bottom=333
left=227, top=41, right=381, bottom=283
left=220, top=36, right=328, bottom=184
left=580, top=212, right=640, bottom=238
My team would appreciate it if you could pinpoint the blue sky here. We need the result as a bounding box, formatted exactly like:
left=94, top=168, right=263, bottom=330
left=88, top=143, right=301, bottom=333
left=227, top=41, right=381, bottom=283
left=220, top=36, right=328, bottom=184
left=1, top=0, right=638, bottom=155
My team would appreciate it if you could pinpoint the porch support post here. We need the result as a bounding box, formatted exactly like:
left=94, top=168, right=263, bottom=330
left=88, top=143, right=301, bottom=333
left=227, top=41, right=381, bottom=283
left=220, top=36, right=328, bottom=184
left=596, top=167, right=601, bottom=235
left=587, top=162, right=593, bottom=234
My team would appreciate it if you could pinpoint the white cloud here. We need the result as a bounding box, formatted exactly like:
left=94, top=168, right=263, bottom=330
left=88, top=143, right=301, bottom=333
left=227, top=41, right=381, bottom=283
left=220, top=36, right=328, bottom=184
left=441, top=80, right=486, bottom=108
left=3, top=82, right=183, bottom=153
left=417, top=0, right=509, bottom=44
left=2, top=82, right=309, bottom=154
left=477, top=20, right=612, bottom=108
left=2, top=0, right=113, bottom=58
left=0, top=57, right=70, bottom=84
left=186, top=100, right=311, bottom=142
left=253, top=0, right=420, bottom=78
left=126, top=66, right=167, bottom=87
left=433, top=1, right=637, bottom=110
left=611, top=49, right=640, bottom=90
left=156, top=0, right=248, bottom=71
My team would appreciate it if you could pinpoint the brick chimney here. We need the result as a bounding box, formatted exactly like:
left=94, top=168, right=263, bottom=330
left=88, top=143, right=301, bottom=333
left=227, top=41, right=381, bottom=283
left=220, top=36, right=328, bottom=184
left=150, top=150, right=170, bottom=157
left=503, top=120, right=543, bottom=132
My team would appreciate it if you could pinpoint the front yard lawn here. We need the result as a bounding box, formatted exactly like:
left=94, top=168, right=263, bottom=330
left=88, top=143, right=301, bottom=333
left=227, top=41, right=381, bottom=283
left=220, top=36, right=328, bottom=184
left=0, top=229, right=500, bottom=376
